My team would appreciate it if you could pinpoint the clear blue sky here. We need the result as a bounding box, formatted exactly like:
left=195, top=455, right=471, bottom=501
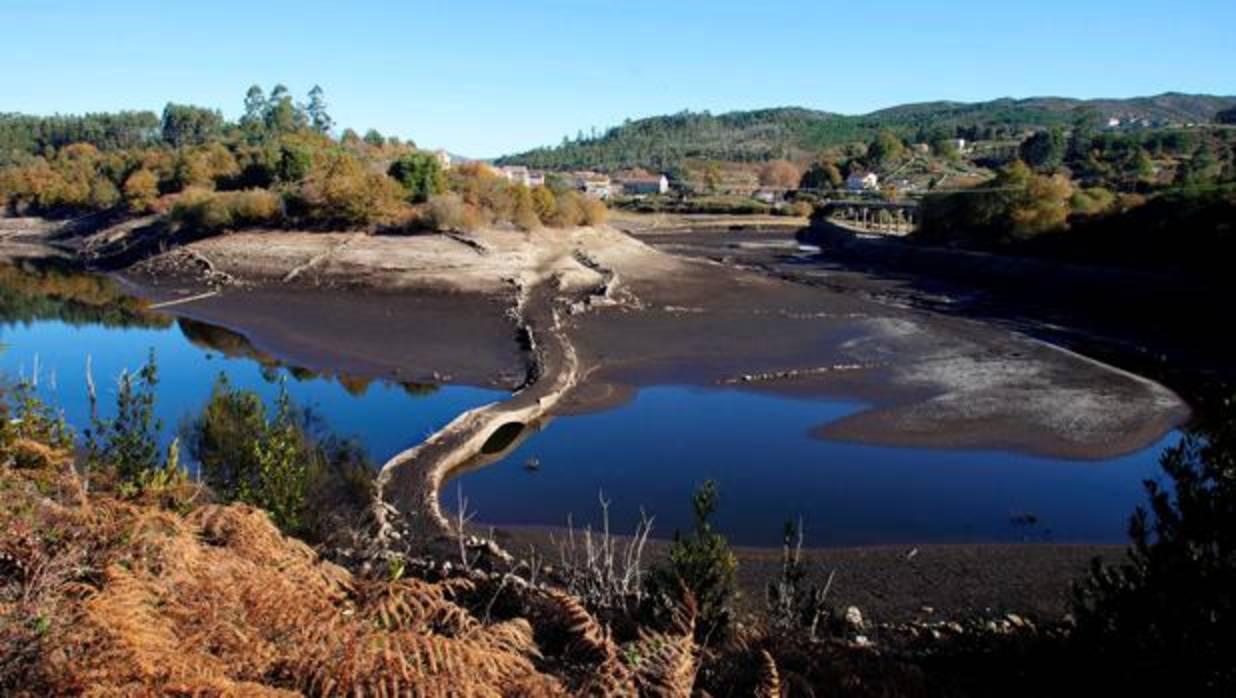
left=3, top=0, right=1233, bottom=157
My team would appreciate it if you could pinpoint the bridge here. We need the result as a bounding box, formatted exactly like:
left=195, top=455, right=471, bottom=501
left=818, top=199, right=920, bottom=236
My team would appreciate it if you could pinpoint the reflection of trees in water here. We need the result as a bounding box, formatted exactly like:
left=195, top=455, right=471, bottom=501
left=0, top=259, right=171, bottom=329
left=175, top=317, right=439, bottom=398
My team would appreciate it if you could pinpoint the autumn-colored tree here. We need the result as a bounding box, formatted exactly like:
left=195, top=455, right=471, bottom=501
left=704, top=161, right=723, bottom=193
left=511, top=184, right=540, bottom=230
left=531, top=185, right=557, bottom=223
left=758, top=160, right=800, bottom=189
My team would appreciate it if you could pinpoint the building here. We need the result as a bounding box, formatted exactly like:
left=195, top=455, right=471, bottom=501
left=1106, top=117, right=1122, bottom=129
left=950, top=138, right=967, bottom=153
left=754, top=190, right=778, bottom=204
left=500, top=165, right=533, bottom=187
left=527, top=171, right=545, bottom=188
left=573, top=172, right=612, bottom=199
left=433, top=149, right=452, bottom=170
left=620, top=174, right=669, bottom=196
left=846, top=172, right=879, bottom=192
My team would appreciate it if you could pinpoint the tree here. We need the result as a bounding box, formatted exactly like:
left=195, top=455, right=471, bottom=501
left=1214, top=106, right=1236, bottom=125
left=306, top=85, right=333, bottom=134
left=264, top=84, right=306, bottom=135
left=387, top=151, right=445, bottom=203
left=704, top=161, right=723, bottom=193
left=1019, top=127, right=1066, bottom=171
left=651, top=480, right=738, bottom=642
left=241, top=85, right=268, bottom=139
left=758, top=160, right=800, bottom=189
left=122, top=168, right=159, bottom=212
left=866, top=129, right=905, bottom=166
left=362, top=129, right=385, bottom=147
left=799, top=160, right=842, bottom=190
left=161, top=103, right=224, bottom=147
left=1073, top=397, right=1236, bottom=695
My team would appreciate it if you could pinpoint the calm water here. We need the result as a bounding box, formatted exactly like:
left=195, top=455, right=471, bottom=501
left=0, top=319, right=505, bottom=466
left=0, top=264, right=1175, bottom=547
left=442, top=387, right=1174, bottom=546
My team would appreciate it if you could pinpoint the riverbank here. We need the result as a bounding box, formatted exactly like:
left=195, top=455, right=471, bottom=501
left=496, top=524, right=1119, bottom=624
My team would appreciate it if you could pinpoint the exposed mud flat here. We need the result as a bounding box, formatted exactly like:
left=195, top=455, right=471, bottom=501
left=94, top=222, right=1189, bottom=461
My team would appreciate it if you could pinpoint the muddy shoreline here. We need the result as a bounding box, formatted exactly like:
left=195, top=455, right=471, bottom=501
left=1, top=214, right=1189, bottom=620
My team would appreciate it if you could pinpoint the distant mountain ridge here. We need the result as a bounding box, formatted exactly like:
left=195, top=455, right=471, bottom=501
left=498, top=92, right=1236, bottom=171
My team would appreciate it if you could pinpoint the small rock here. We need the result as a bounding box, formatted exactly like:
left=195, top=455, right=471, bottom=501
left=853, top=634, right=871, bottom=647
left=844, top=606, right=865, bottom=631
left=920, top=605, right=934, bottom=615
left=1006, top=613, right=1026, bottom=628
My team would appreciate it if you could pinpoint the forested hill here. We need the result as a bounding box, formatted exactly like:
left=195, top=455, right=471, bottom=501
left=497, top=93, right=1236, bottom=171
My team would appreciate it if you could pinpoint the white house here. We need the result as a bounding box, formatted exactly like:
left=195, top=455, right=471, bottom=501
left=500, top=165, right=533, bottom=187
left=950, top=138, right=967, bottom=153
left=846, top=172, right=879, bottom=192
left=433, top=149, right=452, bottom=170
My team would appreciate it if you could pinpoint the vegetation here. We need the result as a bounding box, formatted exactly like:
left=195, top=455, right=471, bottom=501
left=1, top=85, right=608, bottom=235
left=650, top=480, right=739, bottom=641
left=1072, top=396, right=1236, bottom=694
left=498, top=94, right=1235, bottom=172
left=181, top=374, right=373, bottom=539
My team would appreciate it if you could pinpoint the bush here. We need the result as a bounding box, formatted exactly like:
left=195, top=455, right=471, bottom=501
left=387, top=151, right=446, bottom=203
left=169, top=187, right=282, bottom=232
left=650, top=480, right=738, bottom=642
left=181, top=374, right=372, bottom=539
left=296, top=152, right=407, bottom=228
left=1072, top=399, right=1236, bottom=694
left=549, top=190, right=585, bottom=227
left=122, top=168, right=159, bottom=212
left=424, top=192, right=475, bottom=231
left=582, top=197, right=608, bottom=225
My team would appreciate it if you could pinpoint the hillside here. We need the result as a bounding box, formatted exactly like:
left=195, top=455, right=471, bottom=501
left=498, top=93, right=1236, bottom=171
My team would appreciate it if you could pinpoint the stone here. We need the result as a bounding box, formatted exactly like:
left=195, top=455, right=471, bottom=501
left=844, top=606, right=865, bottom=631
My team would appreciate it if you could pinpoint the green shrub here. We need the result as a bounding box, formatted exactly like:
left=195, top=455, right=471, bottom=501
left=1072, top=398, right=1236, bottom=694
left=650, top=480, right=739, bottom=642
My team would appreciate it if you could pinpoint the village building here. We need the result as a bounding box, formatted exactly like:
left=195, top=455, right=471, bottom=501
left=433, top=149, right=452, bottom=170
left=499, top=165, right=533, bottom=187
left=527, top=171, right=545, bottom=188
left=573, top=172, right=612, bottom=199
left=619, top=174, right=669, bottom=196
left=846, top=172, right=880, bottom=192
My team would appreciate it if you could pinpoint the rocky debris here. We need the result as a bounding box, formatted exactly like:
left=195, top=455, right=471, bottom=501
left=719, top=363, right=882, bottom=385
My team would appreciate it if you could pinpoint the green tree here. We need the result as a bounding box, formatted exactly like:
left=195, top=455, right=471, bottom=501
left=241, top=84, right=268, bottom=140
left=866, top=129, right=905, bottom=166
left=651, top=480, right=739, bottom=641
left=306, top=85, right=333, bottom=134
left=88, top=349, right=162, bottom=482
left=387, top=151, right=445, bottom=203
left=1073, top=398, right=1236, bottom=695
left=265, top=84, right=306, bottom=135
left=1214, top=106, right=1236, bottom=125
left=1019, top=127, right=1066, bottom=171
left=363, top=129, right=385, bottom=147
left=161, top=103, right=224, bottom=147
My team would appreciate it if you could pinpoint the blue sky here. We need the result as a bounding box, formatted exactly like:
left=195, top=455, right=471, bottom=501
left=2, top=1, right=1233, bottom=156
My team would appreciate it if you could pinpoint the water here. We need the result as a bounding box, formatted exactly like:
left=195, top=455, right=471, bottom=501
left=0, top=262, right=1175, bottom=547
left=442, top=387, right=1175, bottom=546
left=0, top=267, right=505, bottom=466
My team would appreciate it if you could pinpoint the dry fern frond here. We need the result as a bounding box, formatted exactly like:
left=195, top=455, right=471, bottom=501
left=754, top=649, right=781, bottom=698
